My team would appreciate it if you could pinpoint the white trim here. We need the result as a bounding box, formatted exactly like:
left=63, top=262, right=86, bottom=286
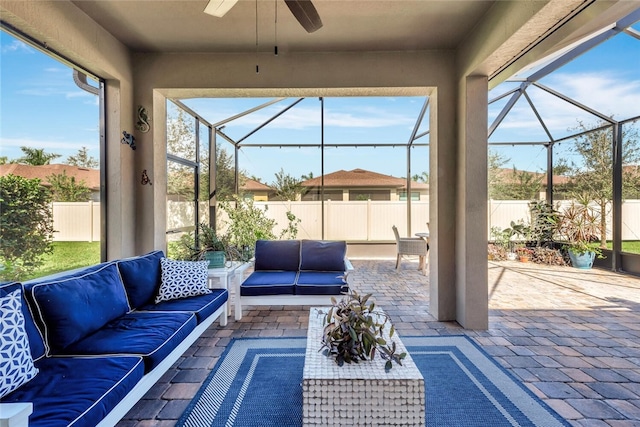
left=0, top=402, right=32, bottom=427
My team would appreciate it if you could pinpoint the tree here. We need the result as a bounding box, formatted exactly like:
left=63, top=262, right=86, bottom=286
left=564, top=120, right=640, bottom=247
left=0, top=175, right=55, bottom=280
left=301, top=171, right=315, bottom=181
left=272, top=168, right=304, bottom=201
left=66, top=146, right=98, bottom=168
left=47, top=171, right=92, bottom=202
left=0, top=156, right=8, bottom=165
left=488, top=150, right=509, bottom=199
left=16, top=146, right=60, bottom=165
left=411, top=171, right=429, bottom=183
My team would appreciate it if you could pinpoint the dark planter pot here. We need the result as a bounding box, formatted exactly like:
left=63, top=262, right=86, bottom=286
left=568, top=250, right=595, bottom=269
left=204, top=250, right=226, bottom=268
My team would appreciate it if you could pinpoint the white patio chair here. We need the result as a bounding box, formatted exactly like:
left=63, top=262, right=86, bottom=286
left=392, top=225, right=428, bottom=275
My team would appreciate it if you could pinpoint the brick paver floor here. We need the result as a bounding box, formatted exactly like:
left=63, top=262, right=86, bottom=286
left=118, top=259, right=640, bottom=427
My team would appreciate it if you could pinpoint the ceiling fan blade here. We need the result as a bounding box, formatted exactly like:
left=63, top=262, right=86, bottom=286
left=204, top=0, right=239, bottom=17
left=284, top=0, right=323, bottom=33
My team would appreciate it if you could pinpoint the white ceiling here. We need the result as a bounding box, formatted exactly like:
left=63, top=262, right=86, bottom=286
left=72, top=0, right=495, bottom=53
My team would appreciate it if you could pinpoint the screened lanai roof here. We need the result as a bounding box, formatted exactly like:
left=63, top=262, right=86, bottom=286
left=179, top=7, right=639, bottom=154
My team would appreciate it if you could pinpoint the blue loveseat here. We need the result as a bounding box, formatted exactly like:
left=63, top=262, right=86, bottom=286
left=0, top=250, right=228, bottom=427
left=235, top=239, right=353, bottom=320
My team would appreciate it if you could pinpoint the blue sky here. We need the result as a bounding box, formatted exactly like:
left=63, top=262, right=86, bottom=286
left=1, top=23, right=639, bottom=181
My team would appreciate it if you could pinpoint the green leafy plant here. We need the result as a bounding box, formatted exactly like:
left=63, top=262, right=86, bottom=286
left=0, top=175, right=55, bottom=280
left=321, top=291, right=406, bottom=371
left=186, top=222, right=229, bottom=261
left=556, top=199, right=603, bottom=258
left=528, top=201, right=560, bottom=247
left=219, top=196, right=277, bottom=261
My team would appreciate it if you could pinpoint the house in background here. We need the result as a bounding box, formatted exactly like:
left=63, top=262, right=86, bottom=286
left=239, top=178, right=273, bottom=201
left=0, top=164, right=100, bottom=201
left=301, top=168, right=428, bottom=201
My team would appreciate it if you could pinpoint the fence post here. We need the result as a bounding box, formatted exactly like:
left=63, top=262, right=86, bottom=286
left=88, top=201, right=94, bottom=242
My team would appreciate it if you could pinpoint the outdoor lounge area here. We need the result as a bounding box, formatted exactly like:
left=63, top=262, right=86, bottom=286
left=2, top=1, right=640, bottom=425
left=112, top=258, right=640, bottom=426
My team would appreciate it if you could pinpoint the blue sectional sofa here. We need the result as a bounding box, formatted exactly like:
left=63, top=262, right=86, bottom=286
left=235, top=239, right=353, bottom=320
left=0, top=250, right=228, bottom=427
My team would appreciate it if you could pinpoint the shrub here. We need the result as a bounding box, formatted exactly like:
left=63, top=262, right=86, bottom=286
left=0, top=175, right=55, bottom=280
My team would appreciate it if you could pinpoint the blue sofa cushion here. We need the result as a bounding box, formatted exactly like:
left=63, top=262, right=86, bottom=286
left=25, top=263, right=130, bottom=352
left=0, top=282, right=45, bottom=361
left=138, top=289, right=228, bottom=323
left=241, top=271, right=297, bottom=296
left=300, top=240, right=346, bottom=272
left=2, top=355, right=144, bottom=427
left=60, top=311, right=197, bottom=372
left=117, top=250, right=164, bottom=309
left=296, top=271, right=349, bottom=295
left=254, top=240, right=301, bottom=271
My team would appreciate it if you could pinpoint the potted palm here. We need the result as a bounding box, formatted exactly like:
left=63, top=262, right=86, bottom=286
left=556, top=201, right=603, bottom=269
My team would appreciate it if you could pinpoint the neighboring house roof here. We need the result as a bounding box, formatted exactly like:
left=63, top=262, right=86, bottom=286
left=240, top=178, right=272, bottom=192
left=300, top=168, right=429, bottom=190
left=494, top=168, right=571, bottom=185
left=0, top=164, right=100, bottom=191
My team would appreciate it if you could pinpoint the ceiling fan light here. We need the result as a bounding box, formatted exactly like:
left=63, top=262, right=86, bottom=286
left=204, top=0, right=239, bottom=18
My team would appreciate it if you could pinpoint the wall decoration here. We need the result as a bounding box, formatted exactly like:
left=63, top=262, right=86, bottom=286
left=136, top=106, right=150, bottom=133
left=121, top=131, right=136, bottom=150
left=141, top=169, right=152, bottom=186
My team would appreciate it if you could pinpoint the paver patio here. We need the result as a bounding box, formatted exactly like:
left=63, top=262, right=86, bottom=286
left=118, top=259, right=640, bottom=427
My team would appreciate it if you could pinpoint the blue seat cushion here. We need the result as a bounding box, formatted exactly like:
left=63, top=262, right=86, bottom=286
left=60, top=311, right=197, bottom=372
left=300, top=240, right=346, bottom=271
left=2, top=355, right=144, bottom=427
left=117, top=250, right=164, bottom=309
left=241, top=271, right=297, bottom=296
left=296, top=271, right=349, bottom=295
left=138, top=289, right=228, bottom=323
left=0, top=282, right=46, bottom=361
left=24, top=263, right=130, bottom=352
left=254, top=240, right=301, bottom=271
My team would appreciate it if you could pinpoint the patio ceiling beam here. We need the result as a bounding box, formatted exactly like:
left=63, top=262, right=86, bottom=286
left=624, top=27, right=640, bottom=41
left=237, top=98, right=305, bottom=145
left=532, top=82, right=617, bottom=124
left=407, top=97, right=429, bottom=148
left=238, top=142, right=430, bottom=148
left=215, top=128, right=237, bottom=146
left=488, top=82, right=529, bottom=138
left=526, top=9, right=640, bottom=83
left=489, top=86, right=520, bottom=104
left=210, top=97, right=287, bottom=129
left=414, top=130, right=430, bottom=141
left=523, top=90, right=555, bottom=143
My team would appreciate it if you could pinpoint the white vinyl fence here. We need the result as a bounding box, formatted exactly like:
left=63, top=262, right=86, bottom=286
left=53, top=200, right=640, bottom=242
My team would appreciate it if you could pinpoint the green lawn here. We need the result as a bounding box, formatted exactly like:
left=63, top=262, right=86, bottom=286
left=606, top=241, right=640, bottom=254
left=26, top=241, right=101, bottom=280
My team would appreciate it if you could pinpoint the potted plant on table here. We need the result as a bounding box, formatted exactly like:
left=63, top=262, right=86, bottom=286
left=320, top=291, right=406, bottom=371
left=556, top=200, right=603, bottom=269
left=189, top=222, right=229, bottom=268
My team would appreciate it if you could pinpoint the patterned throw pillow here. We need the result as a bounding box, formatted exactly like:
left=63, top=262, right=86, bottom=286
left=0, top=289, right=39, bottom=398
left=156, top=258, right=212, bottom=303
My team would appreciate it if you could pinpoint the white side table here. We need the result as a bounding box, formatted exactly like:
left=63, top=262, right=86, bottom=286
left=208, top=261, right=253, bottom=324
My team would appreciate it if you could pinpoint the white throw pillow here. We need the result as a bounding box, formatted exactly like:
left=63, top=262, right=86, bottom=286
left=156, top=258, right=212, bottom=303
left=0, top=289, right=39, bottom=398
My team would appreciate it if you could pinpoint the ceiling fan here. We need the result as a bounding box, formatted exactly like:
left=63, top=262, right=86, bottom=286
left=204, top=0, right=323, bottom=33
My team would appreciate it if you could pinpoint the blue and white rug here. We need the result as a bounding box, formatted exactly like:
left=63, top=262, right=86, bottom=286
left=177, top=336, right=569, bottom=426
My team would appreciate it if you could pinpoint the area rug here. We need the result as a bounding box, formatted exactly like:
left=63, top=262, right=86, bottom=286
left=177, top=336, right=569, bottom=426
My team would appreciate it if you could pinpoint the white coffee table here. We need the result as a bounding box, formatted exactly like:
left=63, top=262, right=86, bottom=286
left=208, top=261, right=253, bottom=325
left=303, top=307, right=425, bottom=426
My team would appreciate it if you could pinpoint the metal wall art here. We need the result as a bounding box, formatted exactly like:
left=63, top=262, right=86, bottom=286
left=136, top=106, right=150, bottom=133
left=121, top=131, right=136, bottom=150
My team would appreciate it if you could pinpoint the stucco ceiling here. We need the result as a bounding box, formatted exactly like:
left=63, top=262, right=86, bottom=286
left=71, top=0, right=495, bottom=53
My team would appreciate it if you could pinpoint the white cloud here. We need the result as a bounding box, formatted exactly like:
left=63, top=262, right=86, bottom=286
left=490, top=71, right=640, bottom=141
left=0, top=137, right=88, bottom=152
left=1, top=40, right=34, bottom=54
